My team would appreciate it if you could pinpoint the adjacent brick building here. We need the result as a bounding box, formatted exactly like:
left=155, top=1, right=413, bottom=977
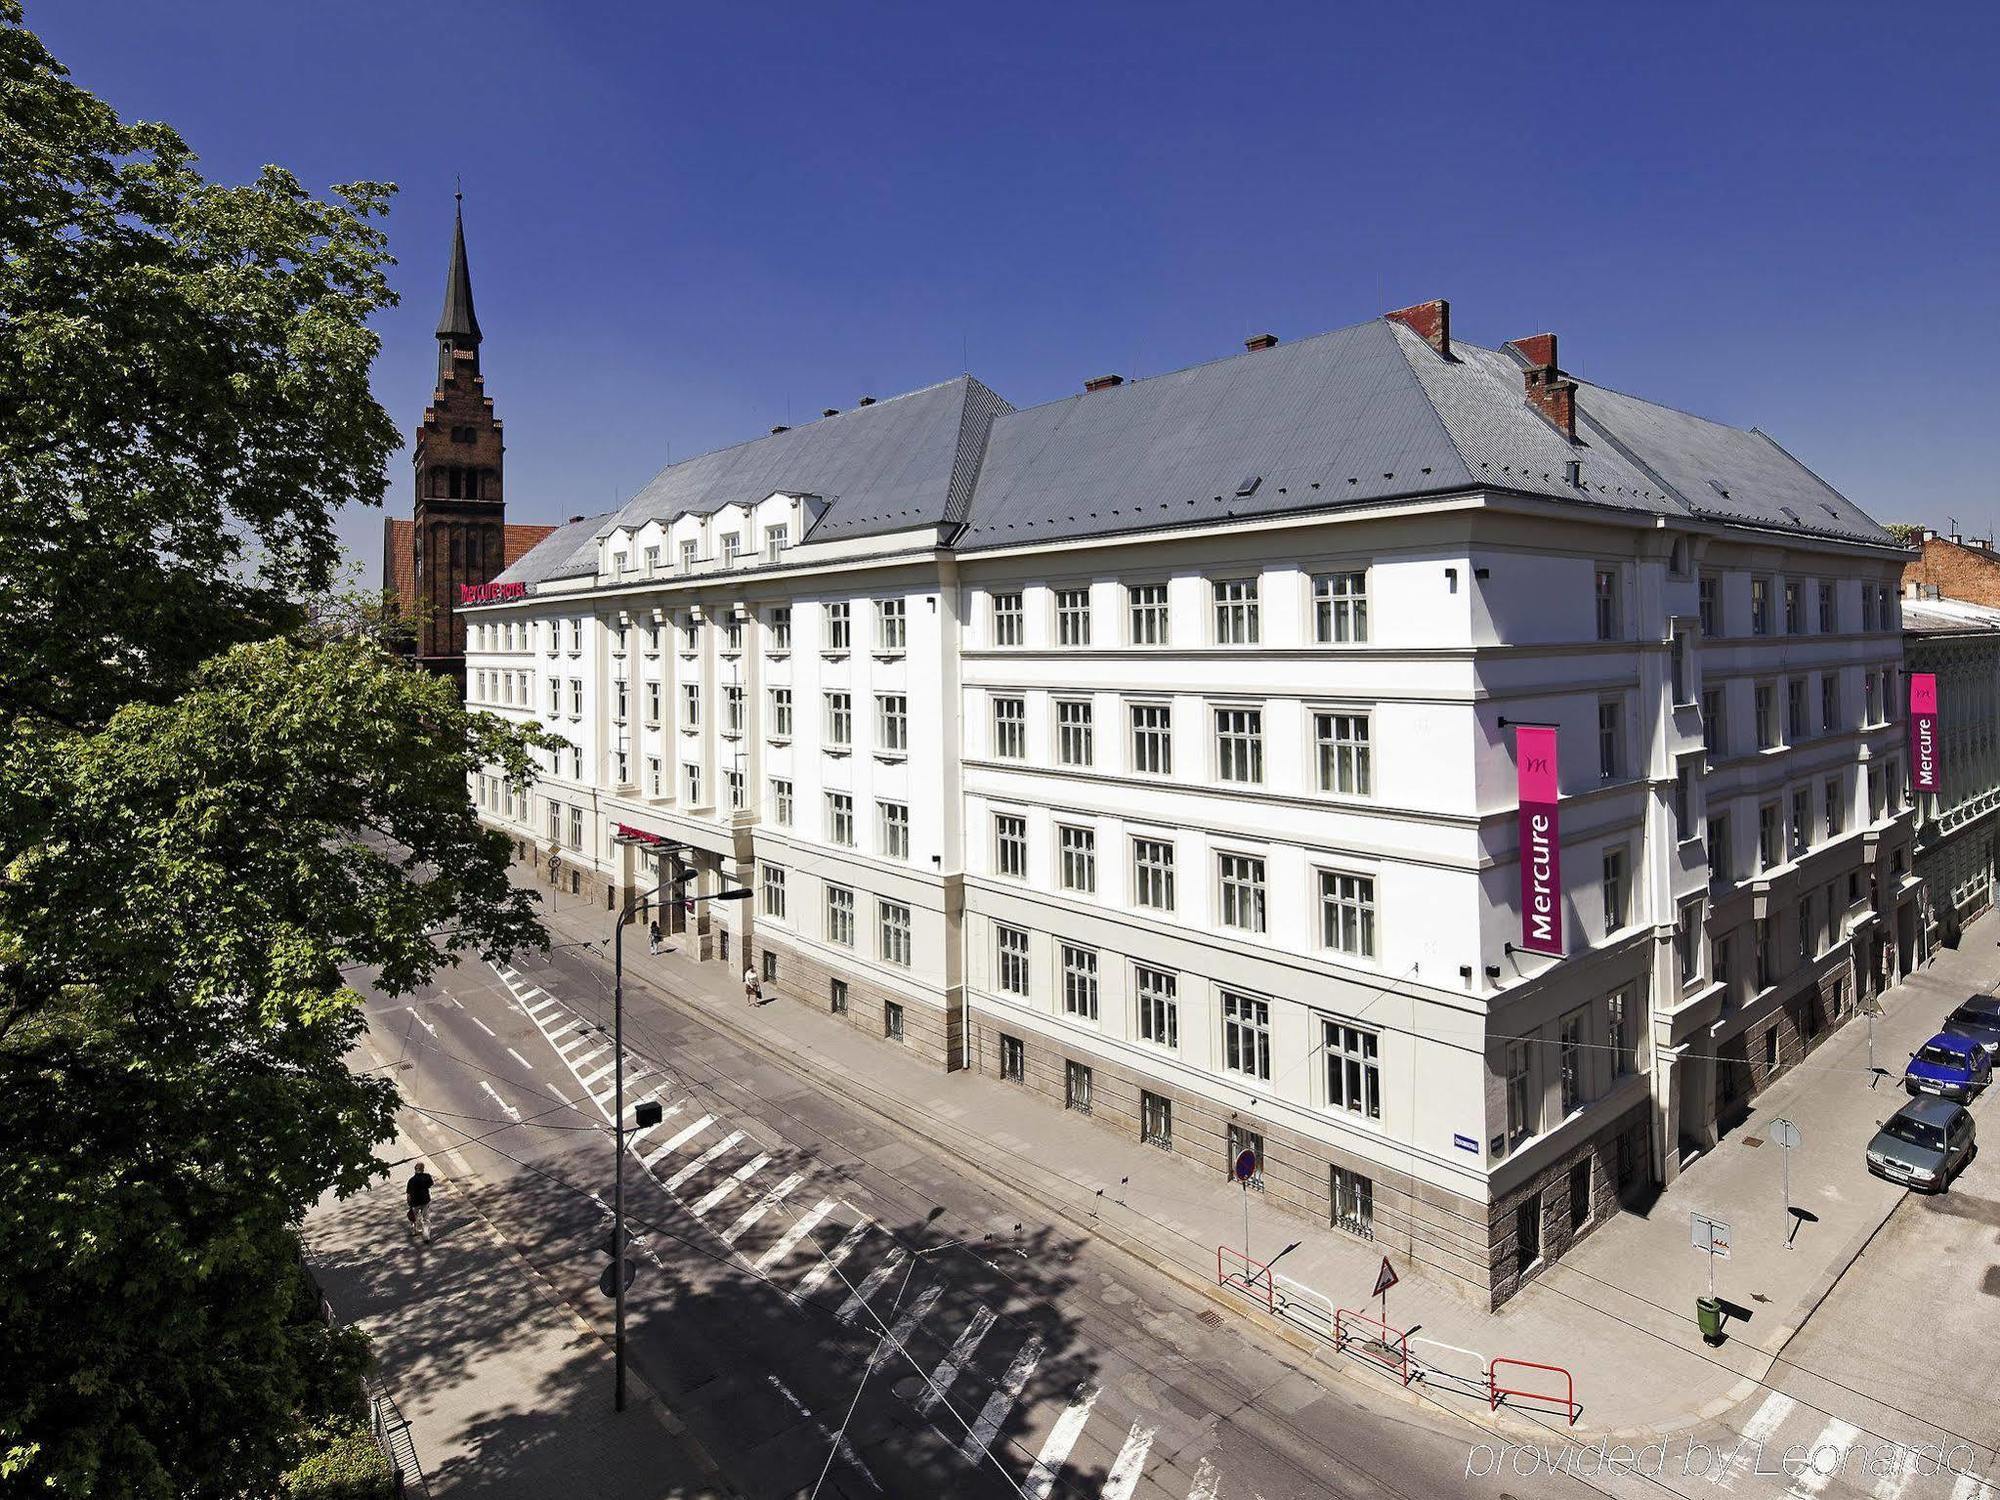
left=1902, top=531, right=2000, bottom=608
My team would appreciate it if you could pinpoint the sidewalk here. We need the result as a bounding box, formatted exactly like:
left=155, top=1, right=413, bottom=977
left=537, top=885, right=2000, bottom=1436
left=302, top=1122, right=725, bottom=1498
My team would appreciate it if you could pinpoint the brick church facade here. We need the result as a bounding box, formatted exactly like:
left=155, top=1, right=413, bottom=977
left=382, top=199, right=553, bottom=686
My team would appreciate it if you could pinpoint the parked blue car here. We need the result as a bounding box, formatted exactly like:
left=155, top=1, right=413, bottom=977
left=1941, top=995, right=2000, bottom=1057
left=1905, top=1032, right=1993, bottom=1102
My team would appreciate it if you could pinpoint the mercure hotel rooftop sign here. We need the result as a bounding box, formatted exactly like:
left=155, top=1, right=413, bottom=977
left=460, top=580, right=527, bottom=605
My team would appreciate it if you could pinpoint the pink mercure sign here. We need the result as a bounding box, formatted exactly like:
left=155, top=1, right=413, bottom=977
left=1910, top=672, right=1941, bottom=792
left=460, top=580, right=526, bottom=605
left=1516, top=725, right=1563, bottom=957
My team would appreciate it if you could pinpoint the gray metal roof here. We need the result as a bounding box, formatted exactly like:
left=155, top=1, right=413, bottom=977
left=494, top=511, right=614, bottom=586
left=598, top=375, right=1011, bottom=544
left=1903, top=596, right=2000, bottom=635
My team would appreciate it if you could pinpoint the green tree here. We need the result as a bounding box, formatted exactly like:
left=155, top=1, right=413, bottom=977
left=0, top=5, right=557, bottom=1493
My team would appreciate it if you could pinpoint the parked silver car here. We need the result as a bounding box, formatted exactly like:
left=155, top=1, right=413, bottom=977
left=1866, top=1096, right=1975, bottom=1193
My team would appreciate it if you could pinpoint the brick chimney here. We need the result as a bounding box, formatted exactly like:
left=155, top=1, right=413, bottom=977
left=1244, top=333, right=1279, bottom=352
left=1504, top=332, right=1577, bottom=442
left=1384, top=299, right=1450, bottom=357
left=1084, top=374, right=1124, bottom=392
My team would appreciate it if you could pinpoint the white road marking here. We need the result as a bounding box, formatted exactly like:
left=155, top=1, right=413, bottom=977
left=662, top=1129, right=743, bottom=1190
left=446, top=995, right=463, bottom=1008
left=545, top=1082, right=574, bottom=1106
left=764, top=1374, right=882, bottom=1495
left=1949, top=1473, right=1993, bottom=1500
left=1186, top=1454, right=1221, bottom=1500
left=722, top=1172, right=803, bottom=1247
left=1021, top=1382, right=1099, bottom=1500
left=557, top=1037, right=592, bottom=1058
left=469, top=1017, right=496, bottom=1037
left=644, top=1114, right=711, bottom=1167
left=1719, top=1393, right=1796, bottom=1491
left=1100, top=1422, right=1157, bottom=1500
left=915, top=1306, right=994, bottom=1415
left=443, top=1146, right=472, bottom=1174
left=403, top=1006, right=437, bottom=1038
left=1872, top=1447, right=1916, bottom=1500
left=866, top=1284, right=941, bottom=1370
left=836, top=1250, right=910, bottom=1325
left=1790, top=1420, right=1860, bottom=1498
left=526, top=998, right=556, bottom=1017
left=753, top=1197, right=835, bottom=1272
left=476, top=1080, right=521, bottom=1121
left=579, top=1061, right=618, bottom=1090
left=506, top=1047, right=533, bottom=1070
left=795, top=1217, right=872, bottom=1296
left=692, top=1153, right=769, bottom=1218
left=960, top=1335, right=1044, bottom=1463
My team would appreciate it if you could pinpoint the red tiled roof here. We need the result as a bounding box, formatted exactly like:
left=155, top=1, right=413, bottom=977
left=381, top=517, right=557, bottom=614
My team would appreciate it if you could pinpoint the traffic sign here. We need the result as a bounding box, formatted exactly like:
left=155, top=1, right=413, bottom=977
left=1233, top=1149, right=1259, bottom=1182
left=1770, top=1118, right=1801, bottom=1150
left=1691, top=1211, right=1731, bottom=1260
left=1372, top=1256, right=1399, bottom=1298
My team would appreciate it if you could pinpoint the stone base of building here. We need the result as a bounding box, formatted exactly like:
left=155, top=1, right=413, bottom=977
left=746, top=931, right=955, bottom=1071
left=1486, top=1102, right=1651, bottom=1307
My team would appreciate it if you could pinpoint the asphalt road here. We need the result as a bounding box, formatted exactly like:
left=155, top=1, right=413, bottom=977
left=360, top=939, right=1609, bottom=1500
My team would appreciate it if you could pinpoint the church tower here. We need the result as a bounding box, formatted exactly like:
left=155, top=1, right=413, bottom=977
left=409, top=194, right=506, bottom=683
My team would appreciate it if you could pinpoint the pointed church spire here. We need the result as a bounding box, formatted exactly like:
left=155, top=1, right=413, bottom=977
left=435, top=191, right=481, bottom=345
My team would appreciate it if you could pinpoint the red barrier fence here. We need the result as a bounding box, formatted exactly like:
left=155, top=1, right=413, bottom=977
left=1216, top=1246, right=1273, bottom=1312
left=1489, top=1357, right=1577, bottom=1425
left=1335, top=1307, right=1412, bottom=1386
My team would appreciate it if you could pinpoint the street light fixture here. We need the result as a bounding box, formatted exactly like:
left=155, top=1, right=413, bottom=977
left=610, top=861, right=751, bottom=1412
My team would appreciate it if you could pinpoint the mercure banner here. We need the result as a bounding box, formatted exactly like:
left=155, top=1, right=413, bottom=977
left=1910, top=672, right=1941, bottom=792
left=1516, top=725, right=1563, bottom=956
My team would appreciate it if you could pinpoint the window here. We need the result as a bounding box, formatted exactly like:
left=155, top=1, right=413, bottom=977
left=764, top=524, right=787, bottom=562
left=1312, top=570, right=1369, bottom=644
left=681, top=682, right=699, bottom=728
left=1218, top=853, right=1267, bottom=933
left=1698, top=576, right=1719, bottom=637
left=1135, top=965, right=1178, bottom=1048
left=1058, top=825, right=1096, bottom=892
left=615, top=750, right=630, bottom=786
left=879, top=901, right=912, bottom=967
left=1759, top=802, right=1781, bottom=870
left=1594, top=568, right=1618, bottom=640
left=1141, top=1091, right=1172, bottom=1150
left=1784, top=578, right=1802, bottom=635
left=1129, top=703, right=1172, bottom=775
left=1791, top=788, right=1811, bottom=857
left=1609, top=988, right=1636, bottom=1076
left=824, top=692, right=853, bottom=748
left=1214, top=707, right=1264, bottom=784
left=884, top=1001, right=904, bottom=1042
left=647, top=756, right=662, bottom=797
left=772, top=778, right=792, bottom=826
left=569, top=618, right=584, bottom=653
left=1056, top=587, right=1092, bottom=646
left=991, top=591, right=1024, bottom=646
left=1751, top=576, right=1771, bottom=635
left=681, top=611, right=699, bottom=649
left=1065, top=1060, right=1093, bottom=1114
left=570, top=678, right=584, bottom=717
left=1864, top=671, right=1882, bottom=726
left=994, top=813, right=1028, bottom=879
left=1598, top=699, right=1622, bottom=779
left=999, top=1034, right=1024, bottom=1082
left=1061, top=944, right=1098, bottom=1019
left=1797, top=895, right=1813, bottom=962
left=1877, top=585, right=1893, bottom=631
left=827, top=792, right=855, bottom=846
left=1314, top=711, right=1372, bottom=796
left=1824, top=776, right=1844, bottom=838
left=1222, top=991, right=1272, bottom=1080
left=1504, top=1048, right=1536, bottom=1152
left=1861, top=585, right=1877, bottom=631
left=1821, top=673, right=1839, bottom=734
left=679, top=539, right=699, bottom=573
left=761, top=864, right=787, bottom=919
left=1332, top=1166, right=1374, bottom=1237
left=1818, top=582, right=1835, bottom=633
left=644, top=618, right=659, bottom=653
left=1228, top=1123, right=1264, bottom=1186
left=683, top=762, right=703, bottom=805
left=567, top=806, right=584, bottom=850
left=1132, top=837, right=1176, bottom=910
left=830, top=977, right=848, bottom=1015
left=1674, top=763, right=1693, bottom=830
left=1323, top=1018, right=1380, bottom=1116
left=825, top=885, right=855, bottom=946
left=770, top=607, right=792, bottom=651
left=761, top=950, right=778, bottom=985
left=1602, top=847, right=1628, bottom=932
left=721, top=534, right=741, bottom=567
left=878, top=801, right=909, bottom=860
left=1670, top=626, right=1691, bottom=704
left=825, top=602, right=851, bottom=652
left=724, top=684, right=744, bottom=735
left=1559, top=1009, right=1586, bottom=1115
left=769, top=688, right=793, bottom=739
left=723, top=615, right=744, bottom=653
left=1318, top=870, right=1377, bottom=956
left=1787, top=679, right=1807, bottom=742
left=992, top=696, right=1026, bottom=759
left=1213, top=579, right=1261, bottom=644
left=1676, top=899, right=1703, bottom=986
left=1702, top=687, right=1725, bottom=755
left=1056, top=700, right=1094, bottom=766
left=877, top=694, right=909, bottom=754
left=876, top=599, right=906, bottom=652
left=1712, top=933, right=1733, bottom=995
left=1128, top=582, right=1169, bottom=645
left=549, top=678, right=561, bottom=715
left=1708, top=814, right=1730, bottom=882
left=1755, top=683, right=1777, bottom=750
left=725, top=768, right=745, bottom=811
left=645, top=680, right=661, bottom=723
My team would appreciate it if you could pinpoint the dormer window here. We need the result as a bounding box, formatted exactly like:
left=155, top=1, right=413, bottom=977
left=610, top=551, right=627, bottom=577
left=679, top=539, right=698, bottom=572
left=721, top=534, right=742, bottom=567
left=765, top=524, right=788, bottom=562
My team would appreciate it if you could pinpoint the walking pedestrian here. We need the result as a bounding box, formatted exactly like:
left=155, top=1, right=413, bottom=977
left=743, top=964, right=762, bottom=1004
left=405, top=1162, right=435, bottom=1244
left=648, top=920, right=661, bottom=956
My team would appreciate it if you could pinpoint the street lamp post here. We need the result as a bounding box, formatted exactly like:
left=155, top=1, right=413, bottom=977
left=610, top=860, right=752, bottom=1412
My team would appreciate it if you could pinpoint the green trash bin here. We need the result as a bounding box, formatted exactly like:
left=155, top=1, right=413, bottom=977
left=1696, top=1295, right=1725, bottom=1345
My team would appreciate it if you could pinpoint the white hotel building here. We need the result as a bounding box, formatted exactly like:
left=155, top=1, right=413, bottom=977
left=463, top=301, right=1915, bottom=1305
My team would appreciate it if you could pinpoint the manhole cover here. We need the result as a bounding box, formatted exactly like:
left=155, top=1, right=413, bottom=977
left=1196, top=1309, right=1223, bottom=1327
left=1743, top=1137, right=1764, bottom=1149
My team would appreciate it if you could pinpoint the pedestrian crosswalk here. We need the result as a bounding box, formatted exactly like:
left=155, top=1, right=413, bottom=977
left=1705, top=1390, right=1995, bottom=1500
left=490, top=961, right=1240, bottom=1500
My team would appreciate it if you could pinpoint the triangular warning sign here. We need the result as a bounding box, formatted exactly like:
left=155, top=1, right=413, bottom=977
left=1372, top=1256, right=1398, bottom=1297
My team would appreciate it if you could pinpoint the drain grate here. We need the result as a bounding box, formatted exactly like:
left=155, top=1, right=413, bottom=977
left=1196, top=1308, right=1224, bottom=1327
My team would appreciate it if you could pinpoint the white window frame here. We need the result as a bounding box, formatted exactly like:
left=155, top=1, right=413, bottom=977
left=1313, top=569, right=1369, bottom=644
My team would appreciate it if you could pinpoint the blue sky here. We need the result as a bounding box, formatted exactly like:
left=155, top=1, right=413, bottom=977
left=37, top=2, right=2000, bottom=579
